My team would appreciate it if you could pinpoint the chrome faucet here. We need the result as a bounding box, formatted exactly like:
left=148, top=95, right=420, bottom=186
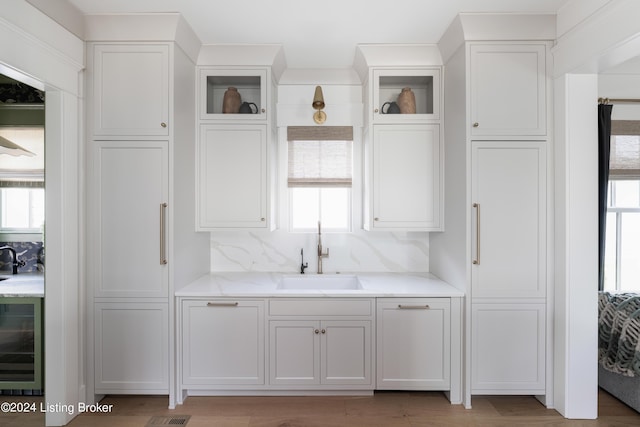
left=317, top=221, right=329, bottom=274
left=0, top=246, right=25, bottom=275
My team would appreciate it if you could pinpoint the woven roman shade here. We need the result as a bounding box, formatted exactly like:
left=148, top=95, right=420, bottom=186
left=610, top=121, right=640, bottom=179
left=287, top=126, right=353, bottom=188
left=0, top=180, right=44, bottom=188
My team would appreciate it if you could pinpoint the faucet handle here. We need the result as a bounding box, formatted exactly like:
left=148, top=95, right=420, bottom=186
left=300, top=248, right=308, bottom=274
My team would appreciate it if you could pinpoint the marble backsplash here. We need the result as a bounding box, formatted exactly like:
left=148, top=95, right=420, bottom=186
left=0, top=241, right=43, bottom=273
left=211, top=229, right=429, bottom=273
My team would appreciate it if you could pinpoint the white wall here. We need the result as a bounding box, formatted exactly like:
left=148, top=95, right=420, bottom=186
left=210, top=79, right=431, bottom=274
left=553, top=0, right=640, bottom=418
left=553, top=74, right=599, bottom=419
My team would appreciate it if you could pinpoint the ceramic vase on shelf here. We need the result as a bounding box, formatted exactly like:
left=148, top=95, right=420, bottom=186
left=222, top=87, right=241, bottom=113
left=397, top=87, right=416, bottom=114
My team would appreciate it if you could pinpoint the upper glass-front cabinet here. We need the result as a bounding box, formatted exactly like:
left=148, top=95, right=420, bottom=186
left=372, top=68, right=441, bottom=123
left=199, top=68, right=268, bottom=121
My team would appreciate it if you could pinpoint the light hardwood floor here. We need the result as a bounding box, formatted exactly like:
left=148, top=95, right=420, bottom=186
left=2, top=389, right=639, bottom=427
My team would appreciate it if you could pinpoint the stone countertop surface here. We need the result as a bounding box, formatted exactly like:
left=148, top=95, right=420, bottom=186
left=176, top=272, right=464, bottom=298
left=0, top=271, right=44, bottom=297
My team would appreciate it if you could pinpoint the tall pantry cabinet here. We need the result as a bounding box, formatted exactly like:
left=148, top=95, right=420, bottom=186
left=86, top=36, right=209, bottom=405
left=431, top=31, right=553, bottom=407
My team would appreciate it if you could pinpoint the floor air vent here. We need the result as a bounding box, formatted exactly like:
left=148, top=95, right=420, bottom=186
left=146, top=415, right=191, bottom=426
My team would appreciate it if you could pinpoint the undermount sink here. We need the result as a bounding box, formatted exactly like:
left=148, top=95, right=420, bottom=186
left=277, top=275, right=362, bottom=290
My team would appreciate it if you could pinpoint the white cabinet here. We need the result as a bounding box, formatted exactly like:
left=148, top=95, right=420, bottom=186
left=471, top=142, right=547, bottom=299
left=371, top=68, right=441, bottom=123
left=469, top=142, right=547, bottom=395
left=87, top=39, right=209, bottom=403
left=91, top=142, right=170, bottom=395
left=197, top=124, right=269, bottom=229
left=181, top=300, right=265, bottom=386
left=92, top=141, right=169, bottom=298
left=269, top=320, right=372, bottom=386
left=469, top=43, right=546, bottom=137
left=376, top=299, right=450, bottom=390
left=196, top=65, right=275, bottom=230
left=363, top=66, right=444, bottom=232
left=91, top=44, right=169, bottom=137
left=366, top=124, right=442, bottom=230
left=94, top=302, right=169, bottom=393
left=471, top=303, right=545, bottom=393
left=175, top=293, right=463, bottom=400
left=432, top=39, right=551, bottom=405
left=268, top=298, right=373, bottom=389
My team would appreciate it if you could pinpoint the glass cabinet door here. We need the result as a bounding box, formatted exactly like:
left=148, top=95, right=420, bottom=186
left=0, top=297, right=42, bottom=390
left=199, top=68, right=268, bottom=121
left=372, top=68, right=441, bottom=123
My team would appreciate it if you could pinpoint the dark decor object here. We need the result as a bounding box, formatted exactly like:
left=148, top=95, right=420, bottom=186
left=0, top=82, right=44, bottom=104
left=239, top=102, right=258, bottom=114
left=381, top=101, right=400, bottom=114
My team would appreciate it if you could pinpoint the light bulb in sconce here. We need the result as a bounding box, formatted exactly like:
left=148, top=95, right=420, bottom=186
left=312, top=85, right=326, bottom=124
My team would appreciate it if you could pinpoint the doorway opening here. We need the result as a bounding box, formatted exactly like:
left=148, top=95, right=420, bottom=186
left=0, top=73, right=45, bottom=398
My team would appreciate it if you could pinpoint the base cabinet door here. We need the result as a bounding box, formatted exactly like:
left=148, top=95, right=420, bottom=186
left=182, top=300, right=265, bottom=386
left=270, top=321, right=319, bottom=385
left=376, top=299, right=450, bottom=389
left=94, top=302, right=169, bottom=393
left=269, top=320, right=372, bottom=387
left=471, top=303, right=545, bottom=393
left=321, top=321, right=371, bottom=386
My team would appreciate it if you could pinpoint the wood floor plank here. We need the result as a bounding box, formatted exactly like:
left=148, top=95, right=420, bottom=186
left=2, top=389, right=639, bottom=426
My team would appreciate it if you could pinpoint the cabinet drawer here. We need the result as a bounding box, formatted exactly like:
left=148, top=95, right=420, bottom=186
left=269, top=299, right=373, bottom=317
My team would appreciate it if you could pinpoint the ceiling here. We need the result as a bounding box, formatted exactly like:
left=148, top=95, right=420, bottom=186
left=66, top=0, right=570, bottom=68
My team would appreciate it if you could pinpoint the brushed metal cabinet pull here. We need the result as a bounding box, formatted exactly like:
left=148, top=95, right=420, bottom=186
left=207, top=302, right=239, bottom=307
left=160, top=203, right=168, bottom=265
left=398, top=305, right=430, bottom=309
left=473, top=203, right=480, bottom=265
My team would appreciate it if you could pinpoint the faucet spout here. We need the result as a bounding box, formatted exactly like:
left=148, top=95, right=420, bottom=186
left=0, top=246, right=24, bottom=275
left=317, top=221, right=329, bottom=274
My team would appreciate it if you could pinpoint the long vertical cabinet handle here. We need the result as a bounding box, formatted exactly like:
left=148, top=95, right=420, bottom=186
left=472, top=203, right=480, bottom=265
left=160, top=202, right=168, bottom=265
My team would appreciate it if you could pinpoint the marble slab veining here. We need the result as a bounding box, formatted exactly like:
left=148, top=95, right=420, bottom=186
left=176, top=272, right=464, bottom=298
left=0, top=272, right=44, bottom=297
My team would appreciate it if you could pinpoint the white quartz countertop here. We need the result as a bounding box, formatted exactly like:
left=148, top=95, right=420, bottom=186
left=0, top=272, right=44, bottom=297
left=176, top=272, right=464, bottom=298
